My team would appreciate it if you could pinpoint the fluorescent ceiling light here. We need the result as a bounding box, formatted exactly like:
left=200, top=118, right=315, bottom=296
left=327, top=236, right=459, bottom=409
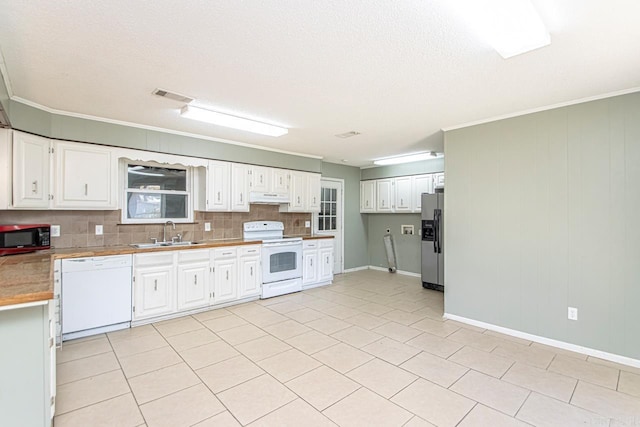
left=180, top=105, right=288, bottom=137
left=448, top=0, right=550, bottom=58
left=373, top=152, right=442, bottom=166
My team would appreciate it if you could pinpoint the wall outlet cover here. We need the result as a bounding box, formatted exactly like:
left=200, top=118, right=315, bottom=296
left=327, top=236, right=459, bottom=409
left=204, top=222, right=211, bottom=231
left=95, top=225, right=103, bottom=235
left=51, top=225, right=60, bottom=237
left=305, top=221, right=311, bottom=228
left=568, top=307, right=578, bottom=321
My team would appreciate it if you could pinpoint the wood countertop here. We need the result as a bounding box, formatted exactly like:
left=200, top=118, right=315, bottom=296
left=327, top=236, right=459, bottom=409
left=0, top=235, right=333, bottom=307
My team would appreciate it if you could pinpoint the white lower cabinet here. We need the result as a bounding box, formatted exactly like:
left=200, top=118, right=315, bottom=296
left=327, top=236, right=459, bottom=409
left=212, top=247, right=238, bottom=304
left=302, top=242, right=319, bottom=286
left=133, top=252, right=176, bottom=321
left=238, top=245, right=261, bottom=299
left=302, top=239, right=334, bottom=289
left=0, top=301, right=56, bottom=427
left=319, top=244, right=334, bottom=282
left=177, top=250, right=211, bottom=311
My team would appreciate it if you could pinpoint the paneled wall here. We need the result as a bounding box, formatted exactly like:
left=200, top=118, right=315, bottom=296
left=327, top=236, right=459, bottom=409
left=444, top=91, right=640, bottom=360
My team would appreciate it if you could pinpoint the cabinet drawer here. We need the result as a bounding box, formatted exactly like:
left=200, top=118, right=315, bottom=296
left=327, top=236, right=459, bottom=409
left=178, top=249, right=210, bottom=263
left=134, top=252, right=175, bottom=267
left=303, top=241, right=318, bottom=250
left=239, top=245, right=261, bottom=257
left=213, top=247, right=237, bottom=259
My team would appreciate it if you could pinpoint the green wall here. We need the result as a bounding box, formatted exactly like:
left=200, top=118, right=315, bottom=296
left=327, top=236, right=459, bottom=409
left=367, top=213, right=422, bottom=274
left=361, top=158, right=444, bottom=180
left=320, top=162, right=368, bottom=270
left=9, top=100, right=322, bottom=172
left=445, top=91, right=640, bottom=360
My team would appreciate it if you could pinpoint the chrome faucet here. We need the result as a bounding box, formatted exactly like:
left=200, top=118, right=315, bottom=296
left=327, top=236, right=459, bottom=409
left=163, top=220, right=175, bottom=243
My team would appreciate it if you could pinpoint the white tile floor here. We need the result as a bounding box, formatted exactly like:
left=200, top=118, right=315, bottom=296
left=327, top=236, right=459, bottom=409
left=55, top=270, right=640, bottom=427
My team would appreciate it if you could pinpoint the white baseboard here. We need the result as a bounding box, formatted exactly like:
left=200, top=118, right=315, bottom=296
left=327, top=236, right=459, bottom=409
left=368, top=265, right=421, bottom=278
left=444, top=313, right=640, bottom=370
left=343, top=266, right=369, bottom=273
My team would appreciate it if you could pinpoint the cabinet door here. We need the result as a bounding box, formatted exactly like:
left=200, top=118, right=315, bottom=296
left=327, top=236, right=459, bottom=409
left=12, top=131, right=51, bottom=208
left=289, top=171, right=306, bottom=211
left=133, top=265, right=174, bottom=320
left=53, top=141, right=117, bottom=209
left=413, top=174, right=434, bottom=212
left=213, top=258, right=237, bottom=303
left=376, top=179, right=394, bottom=212
left=302, top=249, right=318, bottom=285
left=250, top=166, right=272, bottom=193
left=306, top=173, right=321, bottom=212
left=231, top=163, right=250, bottom=212
left=434, top=172, right=445, bottom=188
left=319, top=247, right=333, bottom=282
left=238, top=256, right=261, bottom=298
left=177, top=261, right=210, bottom=311
left=360, top=181, right=376, bottom=213
left=272, top=169, right=289, bottom=193
left=394, top=176, right=413, bottom=212
left=207, top=160, right=231, bottom=211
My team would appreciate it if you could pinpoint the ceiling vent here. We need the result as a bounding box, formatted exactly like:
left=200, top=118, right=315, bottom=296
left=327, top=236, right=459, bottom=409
left=152, top=88, right=194, bottom=104
left=335, top=131, right=361, bottom=139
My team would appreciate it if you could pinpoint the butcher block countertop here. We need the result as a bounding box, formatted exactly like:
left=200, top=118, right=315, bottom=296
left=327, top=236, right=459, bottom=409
left=0, top=235, right=333, bottom=307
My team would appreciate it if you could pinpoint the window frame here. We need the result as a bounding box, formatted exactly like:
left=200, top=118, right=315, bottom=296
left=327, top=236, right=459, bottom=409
left=121, top=160, right=194, bottom=224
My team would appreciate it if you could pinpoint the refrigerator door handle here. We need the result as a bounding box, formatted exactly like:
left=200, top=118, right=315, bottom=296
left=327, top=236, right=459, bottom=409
left=434, top=209, right=442, bottom=254
left=433, top=210, right=438, bottom=253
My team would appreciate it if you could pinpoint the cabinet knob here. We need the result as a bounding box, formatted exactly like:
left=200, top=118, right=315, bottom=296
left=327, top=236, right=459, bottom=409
left=250, top=266, right=253, bottom=276
left=154, top=279, right=157, bottom=291
left=226, top=271, right=229, bottom=280
left=194, top=276, right=198, bottom=285
left=84, top=183, right=88, bottom=196
left=32, top=180, right=38, bottom=194
left=217, top=191, right=221, bottom=201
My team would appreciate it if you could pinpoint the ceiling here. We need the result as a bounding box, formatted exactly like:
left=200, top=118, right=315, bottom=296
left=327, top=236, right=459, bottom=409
left=0, top=1, right=639, bottom=167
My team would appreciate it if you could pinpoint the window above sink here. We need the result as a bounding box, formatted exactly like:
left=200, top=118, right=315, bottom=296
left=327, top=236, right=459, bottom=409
left=122, top=161, right=193, bottom=224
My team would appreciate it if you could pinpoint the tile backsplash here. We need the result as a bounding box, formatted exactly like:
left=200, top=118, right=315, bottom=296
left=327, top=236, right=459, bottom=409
left=0, top=205, right=311, bottom=249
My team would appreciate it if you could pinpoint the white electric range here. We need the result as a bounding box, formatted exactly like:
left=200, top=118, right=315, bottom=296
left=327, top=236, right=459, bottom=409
left=243, top=221, right=303, bottom=298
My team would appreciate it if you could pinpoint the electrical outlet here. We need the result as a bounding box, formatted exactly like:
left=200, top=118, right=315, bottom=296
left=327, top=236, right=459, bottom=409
left=95, top=225, right=103, bottom=235
left=305, top=221, right=311, bottom=228
left=51, top=225, right=61, bottom=237
left=204, top=222, right=211, bottom=231
left=568, top=307, right=578, bottom=321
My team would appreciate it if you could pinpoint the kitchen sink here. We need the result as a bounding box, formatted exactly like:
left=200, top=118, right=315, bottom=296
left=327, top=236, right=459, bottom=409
left=130, top=241, right=203, bottom=249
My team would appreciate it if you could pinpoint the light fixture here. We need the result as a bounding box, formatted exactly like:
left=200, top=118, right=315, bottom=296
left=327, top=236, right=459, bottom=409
left=180, top=105, right=288, bottom=137
left=373, top=152, right=442, bottom=166
left=447, top=0, right=550, bottom=58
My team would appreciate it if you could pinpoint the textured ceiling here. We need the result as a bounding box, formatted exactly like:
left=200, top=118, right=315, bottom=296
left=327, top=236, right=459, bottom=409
left=0, top=1, right=639, bottom=166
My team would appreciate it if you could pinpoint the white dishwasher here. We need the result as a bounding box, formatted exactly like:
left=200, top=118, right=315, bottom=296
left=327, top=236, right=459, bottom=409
left=62, top=255, right=133, bottom=341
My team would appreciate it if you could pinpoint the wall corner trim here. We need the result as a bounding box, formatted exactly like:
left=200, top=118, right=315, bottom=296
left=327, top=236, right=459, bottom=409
left=443, top=313, right=640, bottom=370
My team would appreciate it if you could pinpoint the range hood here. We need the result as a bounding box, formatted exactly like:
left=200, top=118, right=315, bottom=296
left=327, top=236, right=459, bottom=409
left=249, top=191, right=290, bottom=204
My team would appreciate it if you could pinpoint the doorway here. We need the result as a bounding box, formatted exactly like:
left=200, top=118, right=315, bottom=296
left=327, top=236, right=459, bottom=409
left=314, top=178, right=344, bottom=274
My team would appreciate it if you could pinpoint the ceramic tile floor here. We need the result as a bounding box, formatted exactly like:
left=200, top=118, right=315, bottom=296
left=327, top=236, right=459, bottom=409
left=54, top=270, right=640, bottom=427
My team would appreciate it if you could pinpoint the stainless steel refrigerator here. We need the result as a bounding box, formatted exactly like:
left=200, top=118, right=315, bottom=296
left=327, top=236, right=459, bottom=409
left=421, top=192, right=444, bottom=291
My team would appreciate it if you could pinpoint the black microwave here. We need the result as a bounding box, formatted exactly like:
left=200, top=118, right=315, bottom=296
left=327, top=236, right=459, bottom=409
left=0, top=224, right=51, bottom=256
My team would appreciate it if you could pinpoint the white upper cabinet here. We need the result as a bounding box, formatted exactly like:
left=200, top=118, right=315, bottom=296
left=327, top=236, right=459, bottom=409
left=249, top=166, right=273, bottom=193
left=360, top=172, right=442, bottom=213
left=376, top=179, right=394, bottom=212
left=288, top=170, right=306, bottom=211
left=306, top=173, right=321, bottom=213
left=360, top=180, right=376, bottom=213
left=12, top=131, right=51, bottom=208
left=230, top=163, right=250, bottom=212
left=272, top=169, right=289, bottom=194
left=206, top=160, right=231, bottom=211
left=394, top=176, right=413, bottom=212
left=434, top=172, right=445, bottom=188
left=413, top=174, right=434, bottom=212
left=53, top=141, right=117, bottom=209
left=0, top=129, right=10, bottom=209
